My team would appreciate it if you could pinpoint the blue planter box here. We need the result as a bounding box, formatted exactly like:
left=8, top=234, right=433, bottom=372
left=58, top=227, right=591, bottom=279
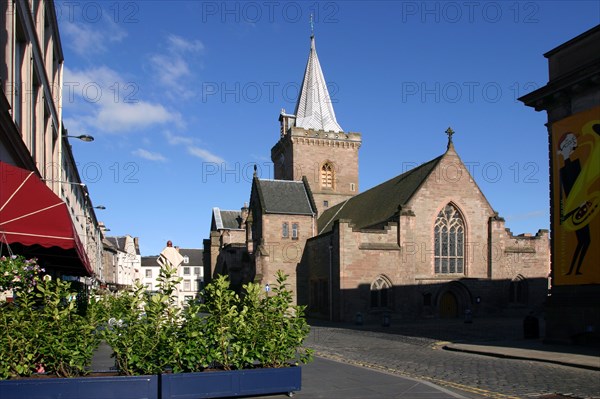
left=0, top=374, right=158, bottom=399
left=161, top=366, right=302, bottom=399
left=0, top=367, right=301, bottom=399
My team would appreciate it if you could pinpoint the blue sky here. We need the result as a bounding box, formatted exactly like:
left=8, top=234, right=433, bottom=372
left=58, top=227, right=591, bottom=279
left=56, top=1, right=600, bottom=256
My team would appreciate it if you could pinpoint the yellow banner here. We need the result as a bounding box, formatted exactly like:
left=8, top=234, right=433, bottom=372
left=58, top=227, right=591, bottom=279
left=551, top=106, right=600, bottom=285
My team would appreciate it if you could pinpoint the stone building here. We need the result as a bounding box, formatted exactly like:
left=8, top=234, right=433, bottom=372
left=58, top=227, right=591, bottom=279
left=519, top=24, right=600, bottom=343
left=0, top=0, right=103, bottom=283
left=206, top=33, right=550, bottom=320
left=302, top=138, right=550, bottom=321
left=104, top=235, right=141, bottom=290
left=247, top=176, right=317, bottom=303
left=203, top=207, right=249, bottom=289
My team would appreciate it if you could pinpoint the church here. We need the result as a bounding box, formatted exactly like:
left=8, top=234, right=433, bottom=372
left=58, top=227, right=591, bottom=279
left=204, top=34, right=550, bottom=322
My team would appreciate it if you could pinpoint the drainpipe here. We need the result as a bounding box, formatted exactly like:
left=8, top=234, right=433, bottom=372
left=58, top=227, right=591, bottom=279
left=329, top=238, right=333, bottom=322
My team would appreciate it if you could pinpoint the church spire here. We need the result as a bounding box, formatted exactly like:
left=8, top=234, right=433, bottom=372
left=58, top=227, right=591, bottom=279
left=293, top=34, right=343, bottom=133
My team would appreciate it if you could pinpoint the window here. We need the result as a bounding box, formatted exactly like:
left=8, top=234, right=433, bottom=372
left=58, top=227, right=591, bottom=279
left=282, top=222, right=289, bottom=238
left=194, top=267, right=201, bottom=276
left=183, top=267, right=190, bottom=276
left=323, top=200, right=329, bottom=207
left=321, top=162, right=334, bottom=188
left=183, top=279, right=191, bottom=291
left=183, top=256, right=189, bottom=264
left=434, top=203, right=465, bottom=274
left=292, top=223, right=299, bottom=240
left=370, top=275, right=392, bottom=308
left=350, top=183, right=355, bottom=191
left=14, top=27, right=26, bottom=129
left=145, top=269, right=152, bottom=278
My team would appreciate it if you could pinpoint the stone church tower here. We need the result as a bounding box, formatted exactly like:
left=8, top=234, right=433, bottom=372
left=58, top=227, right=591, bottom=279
left=271, top=35, right=361, bottom=214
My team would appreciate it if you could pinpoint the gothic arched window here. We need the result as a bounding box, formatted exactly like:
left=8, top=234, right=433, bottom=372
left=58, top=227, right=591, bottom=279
left=370, top=275, right=392, bottom=308
left=434, top=203, right=465, bottom=274
left=321, top=162, right=334, bottom=189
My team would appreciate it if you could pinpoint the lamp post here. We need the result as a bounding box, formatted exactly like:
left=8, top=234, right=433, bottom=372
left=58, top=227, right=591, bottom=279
left=41, top=179, right=86, bottom=187
left=57, top=131, right=94, bottom=192
left=66, top=134, right=95, bottom=142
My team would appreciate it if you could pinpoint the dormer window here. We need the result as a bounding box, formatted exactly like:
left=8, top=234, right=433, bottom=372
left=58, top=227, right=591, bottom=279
left=183, top=256, right=189, bottom=264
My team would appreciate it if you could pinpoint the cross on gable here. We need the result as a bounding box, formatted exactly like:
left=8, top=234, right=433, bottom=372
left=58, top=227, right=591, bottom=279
left=445, top=127, right=455, bottom=147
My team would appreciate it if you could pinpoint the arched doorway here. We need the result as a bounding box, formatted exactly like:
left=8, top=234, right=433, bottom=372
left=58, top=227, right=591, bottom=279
left=439, top=291, right=458, bottom=318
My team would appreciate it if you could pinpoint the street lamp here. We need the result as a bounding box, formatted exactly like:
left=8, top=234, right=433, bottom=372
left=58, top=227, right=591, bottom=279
left=41, top=179, right=86, bottom=187
left=93, top=205, right=106, bottom=210
left=66, top=134, right=95, bottom=142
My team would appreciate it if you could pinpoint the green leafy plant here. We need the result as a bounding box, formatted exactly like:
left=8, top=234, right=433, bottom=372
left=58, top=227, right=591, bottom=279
left=99, top=262, right=182, bottom=376
left=0, top=274, right=100, bottom=379
left=91, top=266, right=313, bottom=376
left=250, top=271, right=313, bottom=368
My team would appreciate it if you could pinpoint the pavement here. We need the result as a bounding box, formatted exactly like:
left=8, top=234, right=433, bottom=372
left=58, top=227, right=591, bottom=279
left=91, top=316, right=600, bottom=398
left=443, top=340, right=600, bottom=371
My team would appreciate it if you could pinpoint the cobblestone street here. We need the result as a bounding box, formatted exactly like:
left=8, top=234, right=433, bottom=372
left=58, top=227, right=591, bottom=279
left=305, top=317, right=600, bottom=399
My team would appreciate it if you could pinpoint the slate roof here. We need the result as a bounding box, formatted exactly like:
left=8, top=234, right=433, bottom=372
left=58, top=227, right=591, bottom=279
left=212, top=208, right=243, bottom=230
left=141, top=256, right=159, bottom=267
left=105, top=236, right=126, bottom=251
left=102, top=237, right=118, bottom=252
left=253, top=178, right=316, bottom=215
left=318, top=155, right=443, bottom=233
left=294, top=35, right=343, bottom=133
left=178, top=248, right=203, bottom=266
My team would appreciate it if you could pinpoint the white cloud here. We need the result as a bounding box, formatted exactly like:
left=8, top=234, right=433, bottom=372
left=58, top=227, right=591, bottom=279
left=132, top=149, right=167, bottom=162
left=96, top=101, right=178, bottom=132
left=63, top=66, right=182, bottom=133
left=149, top=35, right=204, bottom=99
left=163, top=132, right=225, bottom=163
left=61, top=19, right=126, bottom=57
left=168, top=35, right=204, bottom=53
left=187, top=146, right=225, bottom=163
left=165, top=131, right=194, bottom=146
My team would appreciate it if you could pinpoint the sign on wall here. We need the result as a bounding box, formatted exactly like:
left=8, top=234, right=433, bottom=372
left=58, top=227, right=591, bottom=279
left=551, top=106, right=600, bottom=285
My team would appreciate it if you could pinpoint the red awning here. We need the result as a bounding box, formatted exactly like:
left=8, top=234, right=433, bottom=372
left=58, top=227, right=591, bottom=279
left=0, top=161, right=93, bottom=276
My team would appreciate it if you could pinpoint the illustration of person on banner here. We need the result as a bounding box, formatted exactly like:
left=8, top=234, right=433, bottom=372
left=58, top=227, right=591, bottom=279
left=558, top=121, right=600, bottom=276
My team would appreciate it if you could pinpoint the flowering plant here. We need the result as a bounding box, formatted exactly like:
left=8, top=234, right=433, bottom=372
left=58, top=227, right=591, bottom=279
left=0, top=255, right=44, bottom=293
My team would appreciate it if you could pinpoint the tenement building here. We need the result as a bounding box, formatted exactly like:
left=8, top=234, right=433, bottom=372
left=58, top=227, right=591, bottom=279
left=206, top=33, right=550, bottom=321
left=520, top=24, right=600, bottom=343
left=1, top=0, right=103, bottom=285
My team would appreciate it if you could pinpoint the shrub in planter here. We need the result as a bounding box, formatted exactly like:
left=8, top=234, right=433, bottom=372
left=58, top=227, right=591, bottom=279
left=97, top=267, right=313, bottom=375
left=0, top=272, right=100, bottom=380
left=99, top=263, right=182, bottom=376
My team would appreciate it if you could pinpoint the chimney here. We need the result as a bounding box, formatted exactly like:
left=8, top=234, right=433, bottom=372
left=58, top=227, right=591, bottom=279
left=240, top=202, right=249, bottom=227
